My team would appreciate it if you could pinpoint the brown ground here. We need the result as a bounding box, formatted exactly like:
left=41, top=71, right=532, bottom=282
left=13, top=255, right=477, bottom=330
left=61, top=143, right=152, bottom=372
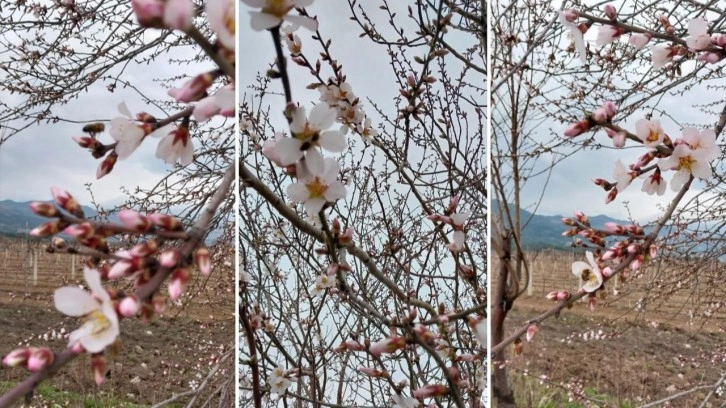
left=0, top=239, right=235, bottom=407
left=499, top=298, right=726, bottom=407
left=494, top=251, right=726, bottom=407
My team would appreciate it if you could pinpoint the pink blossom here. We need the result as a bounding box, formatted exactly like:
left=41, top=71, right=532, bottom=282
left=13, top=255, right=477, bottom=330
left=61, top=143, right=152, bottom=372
left=168, top=268, right=189, bottom=300
left=559, top=11, right=587, bottom=63
left=629, top=33, right=651, bottom=50
left=686, top=18, right=711, bottom=51
left=526, top=323, right=538, bottom=342
left=168, top=72, right=216, bottom=103
left=635, top=118, right=664, bottom=148
left=163, top=0, right=194, bottom=30
left=118, top=209, right=151, bottom=231
left=652, top=44, right=677, bottom=69
left=207, top=0, right=235, bottom=50
left=596, top=25, right=623, bottom=46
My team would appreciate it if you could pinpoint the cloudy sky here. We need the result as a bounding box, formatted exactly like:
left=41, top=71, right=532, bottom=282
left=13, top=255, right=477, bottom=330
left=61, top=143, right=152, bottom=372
left=0, top=21, right=208, bottom=208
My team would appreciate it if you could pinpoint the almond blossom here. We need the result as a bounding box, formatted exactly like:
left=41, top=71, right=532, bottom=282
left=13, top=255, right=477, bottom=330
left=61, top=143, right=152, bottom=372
left=241, top=0, right=317, bottom=31
left=628, top=33, right=651, bottom=50
left=641, top=171, right=666, bottom=196
left=155, top=123, right=194, bottom=166
left=391, top=394, right=420, bottom=408
left=635, top=118, right=665, bottom=148
left=658, top=131, right=716, bottom=191
left=268, top=366, right=292, bottom=395
left=651, top=44, right=678, bottom=69
left=571, top=251, right=603, bottom=293
left=596, top=25, right=623, bottom=46
left=275, top=103, right=347, bottom=171
left=685, top=18, right=711, bottom=51
left=613, top=159, right=635, bottom=192
left=207, top=0, right=235, bottom=50
left=54, top=268, right=120, bottom=353
left=193, top=84, right=235, bottom=122
left=286, top=157, right=347, bottom=215
left=559, top=11, right=587, bottom=64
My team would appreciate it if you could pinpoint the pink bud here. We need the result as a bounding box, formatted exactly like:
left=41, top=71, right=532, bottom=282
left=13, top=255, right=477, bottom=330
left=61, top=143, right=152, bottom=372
left=698, top=52, right=723, bottom=64
left=97, top=153, right=117, bottom=179
left=546, top=291, right=559, bottom=301
left=357, top=367, right=387, bottom=378
left=604, top=222, right=623, bottom=234
left=369, top=336, right=407, bottom=356
left=131, top=0, right=165, bottom=28
left=118, top=209, right=151, bottom=232
left=2, top=348, right=30, bottom=367
left=605, top=189, right=618, bottom=204
left=588, top=296, right=597, bottom=311
left=108, top=259, right=136, bottom=280
left=447, top=194, right=460, bottom=213
left=714, top=34, right=726, bottom=47
left=601, top=101, right=617, bottom=119
left=602, top=266, right=614, bottom=278
left=604, top=128, right=626, bottom=148
left=339, top=227, right=354, bottom=245
left=119, top=296, right=139, bottom=317
left=130, top=240, right=158, bottom=257
left=562, top=9, right=578, bottom=22
left=556, top=290, right=571, bottom=301
left=591, top=108, right=608, bottom=123
left=91, top=354, right=106, bottom=386
left=27, top=347, right=54, bottom=372
left=564, top=119, right=591, bottom=137
left=73, top=135, right=97, bottom=149
left=326, top=264, right=339, bottom=276
left=649, top=244, right=657, bottom=259
left=29, top=202, right=59, bottom=218
left=64, top=223, right=95, bottom=240
left=194, top=247, right=212, bottom=276
left=526, top=323, right=538, bottom=342
left=30, top=220, right=62, bottom=237
left=51, top=186, right=80, bottom=214
left=159, top=248, right=181, bottom=268
left=148, top=213, right=183, bottom=230
left=630, top=255, right=644, bottom=271
left=168, top=71, right=216, bottom=103
left=603, top=4, right=617, bottom=20
left=168, top=268, right=189, bottom=300
left=413, top=384, right=449, bottom=398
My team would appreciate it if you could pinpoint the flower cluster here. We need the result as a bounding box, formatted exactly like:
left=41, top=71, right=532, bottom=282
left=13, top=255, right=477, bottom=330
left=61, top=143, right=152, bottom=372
left=563, top=5, right=726, bottom=67
left=72, top=0, right=236, bottom=178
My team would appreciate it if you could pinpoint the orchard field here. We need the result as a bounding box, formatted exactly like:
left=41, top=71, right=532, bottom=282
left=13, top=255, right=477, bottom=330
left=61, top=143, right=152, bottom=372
left=495, top=249, right=726, bottom=407
left=0, top=237, right=235, bottom=407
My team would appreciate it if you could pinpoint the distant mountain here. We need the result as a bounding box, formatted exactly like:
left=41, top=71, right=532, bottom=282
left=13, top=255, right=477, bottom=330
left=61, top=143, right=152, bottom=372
left=492, top=200, right=629, bottom=249
left=0, top=200, right=223, bottom=244
left=0, top=200, right=99, bottom=237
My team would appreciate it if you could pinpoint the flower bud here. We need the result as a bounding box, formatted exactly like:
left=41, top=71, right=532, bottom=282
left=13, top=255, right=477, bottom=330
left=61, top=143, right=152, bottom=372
left=526, top=323, right=538, bottom=342
left=168, top=268, right=189, bottom=300
left=97, top=152, right=117, bottom=179
left=148, top=213, right=183, bottom=230
left=64, top=222, right=95, bottom=240
left=159, top=248, right=181, bottom=268
left=413, top=384, right=449, bottom=398
left=30, top=202, right=59, bottom=218
left=91, top=354, right=107, bottom=386
left=2, top=347, right=30, bottom=367
left=27, top=347, right=54, bottom=372
left=119, top=295, right=140, bottom=317
left=194, top=246, right=212, bottom=276
left=30, top=220, right=64, bottom=237
left=51, top=186, right=81, bottom=216
left=603, top=4, right=617, bottom=20
left=118, top=209, right=151, bottom=232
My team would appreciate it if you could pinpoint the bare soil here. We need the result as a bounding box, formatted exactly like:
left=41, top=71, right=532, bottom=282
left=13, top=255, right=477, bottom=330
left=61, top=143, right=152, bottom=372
left=500, top=298, right=726, bottom=407
left=0, top=240, right=235, bottom=407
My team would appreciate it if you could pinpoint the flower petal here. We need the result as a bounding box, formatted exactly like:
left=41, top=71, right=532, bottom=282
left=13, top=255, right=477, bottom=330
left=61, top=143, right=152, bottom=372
left=287, top=183, right=309, bottom=203
left=54, top=287, right=98, bottom=316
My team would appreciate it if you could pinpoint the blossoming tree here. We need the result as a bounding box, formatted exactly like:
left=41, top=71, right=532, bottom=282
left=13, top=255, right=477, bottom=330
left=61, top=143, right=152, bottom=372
left=0, top=0, right=236, bottom=406
left=492, top=0, right=725, bottom=406
left=239, top=1, right=486, bottom=407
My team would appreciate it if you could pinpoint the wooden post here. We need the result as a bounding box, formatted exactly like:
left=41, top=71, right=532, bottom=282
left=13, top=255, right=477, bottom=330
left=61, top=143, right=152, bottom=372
left=71, top=255, right=76, bottom=279
left=33, top=249, right=38, bottom=286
